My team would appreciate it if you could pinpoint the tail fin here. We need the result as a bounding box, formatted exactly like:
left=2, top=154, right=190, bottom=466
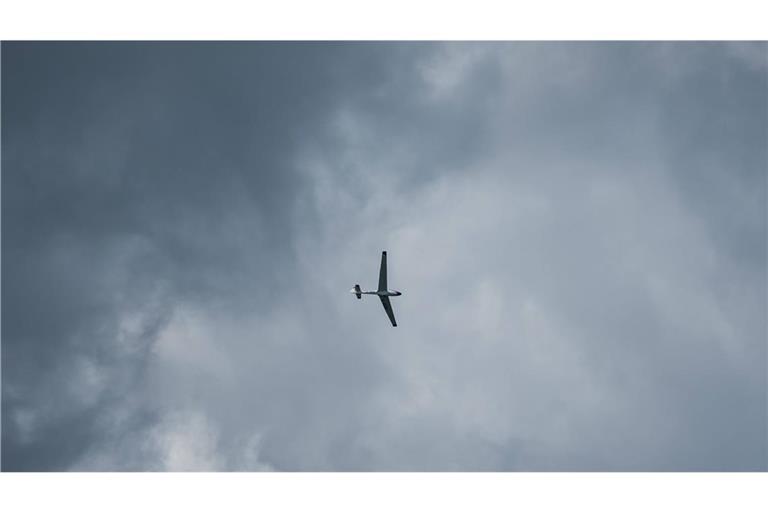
left=353, top=284, right=362, bottom=299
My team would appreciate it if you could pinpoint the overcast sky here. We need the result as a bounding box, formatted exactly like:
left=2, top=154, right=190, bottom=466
left=2, top=42, right=766, bottom=471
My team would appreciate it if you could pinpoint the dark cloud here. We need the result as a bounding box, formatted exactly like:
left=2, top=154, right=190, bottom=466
left=2, top=42, right=766, bottom=471
left=2, top=42, right=398, bottom=470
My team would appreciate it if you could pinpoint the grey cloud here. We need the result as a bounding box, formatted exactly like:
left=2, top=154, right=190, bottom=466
left=2, top=42, right=766, bottom=471
left=2, top=42, right=398, bottom=470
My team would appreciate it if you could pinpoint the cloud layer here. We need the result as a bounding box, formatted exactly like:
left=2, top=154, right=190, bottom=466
left=2, top=42, right=766, bottom=471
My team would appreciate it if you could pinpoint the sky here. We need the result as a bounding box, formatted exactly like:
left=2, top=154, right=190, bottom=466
left=1, top=42, right=766, bottom=471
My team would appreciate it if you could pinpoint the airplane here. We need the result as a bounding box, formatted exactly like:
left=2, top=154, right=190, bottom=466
left=350, top=251, right=402, bottom=327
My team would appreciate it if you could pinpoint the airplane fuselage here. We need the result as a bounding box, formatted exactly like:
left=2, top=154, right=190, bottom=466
left=359, top=290, right=402, bottom=297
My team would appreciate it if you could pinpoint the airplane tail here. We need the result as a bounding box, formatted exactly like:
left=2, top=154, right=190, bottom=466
left=352, top=284, right=362, bottom=299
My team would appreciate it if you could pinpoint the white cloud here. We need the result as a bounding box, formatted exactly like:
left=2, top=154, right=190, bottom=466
left=149, top=409, right=223, bottom=471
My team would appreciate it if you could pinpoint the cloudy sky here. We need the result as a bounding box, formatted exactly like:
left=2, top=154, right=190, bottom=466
left=2, top=42, right=766, bottom=471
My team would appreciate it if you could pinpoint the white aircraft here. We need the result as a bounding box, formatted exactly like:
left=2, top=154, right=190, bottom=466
left=350, top=251, right=402, bottom=327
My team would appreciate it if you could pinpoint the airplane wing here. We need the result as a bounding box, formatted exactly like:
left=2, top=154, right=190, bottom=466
left=378, top=251, right=387, bottom=292
left=379, top=296, right=397, bottom=327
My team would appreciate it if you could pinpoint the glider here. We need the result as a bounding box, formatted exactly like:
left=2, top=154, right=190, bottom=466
left=350, top=251, right=402, bottom=327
